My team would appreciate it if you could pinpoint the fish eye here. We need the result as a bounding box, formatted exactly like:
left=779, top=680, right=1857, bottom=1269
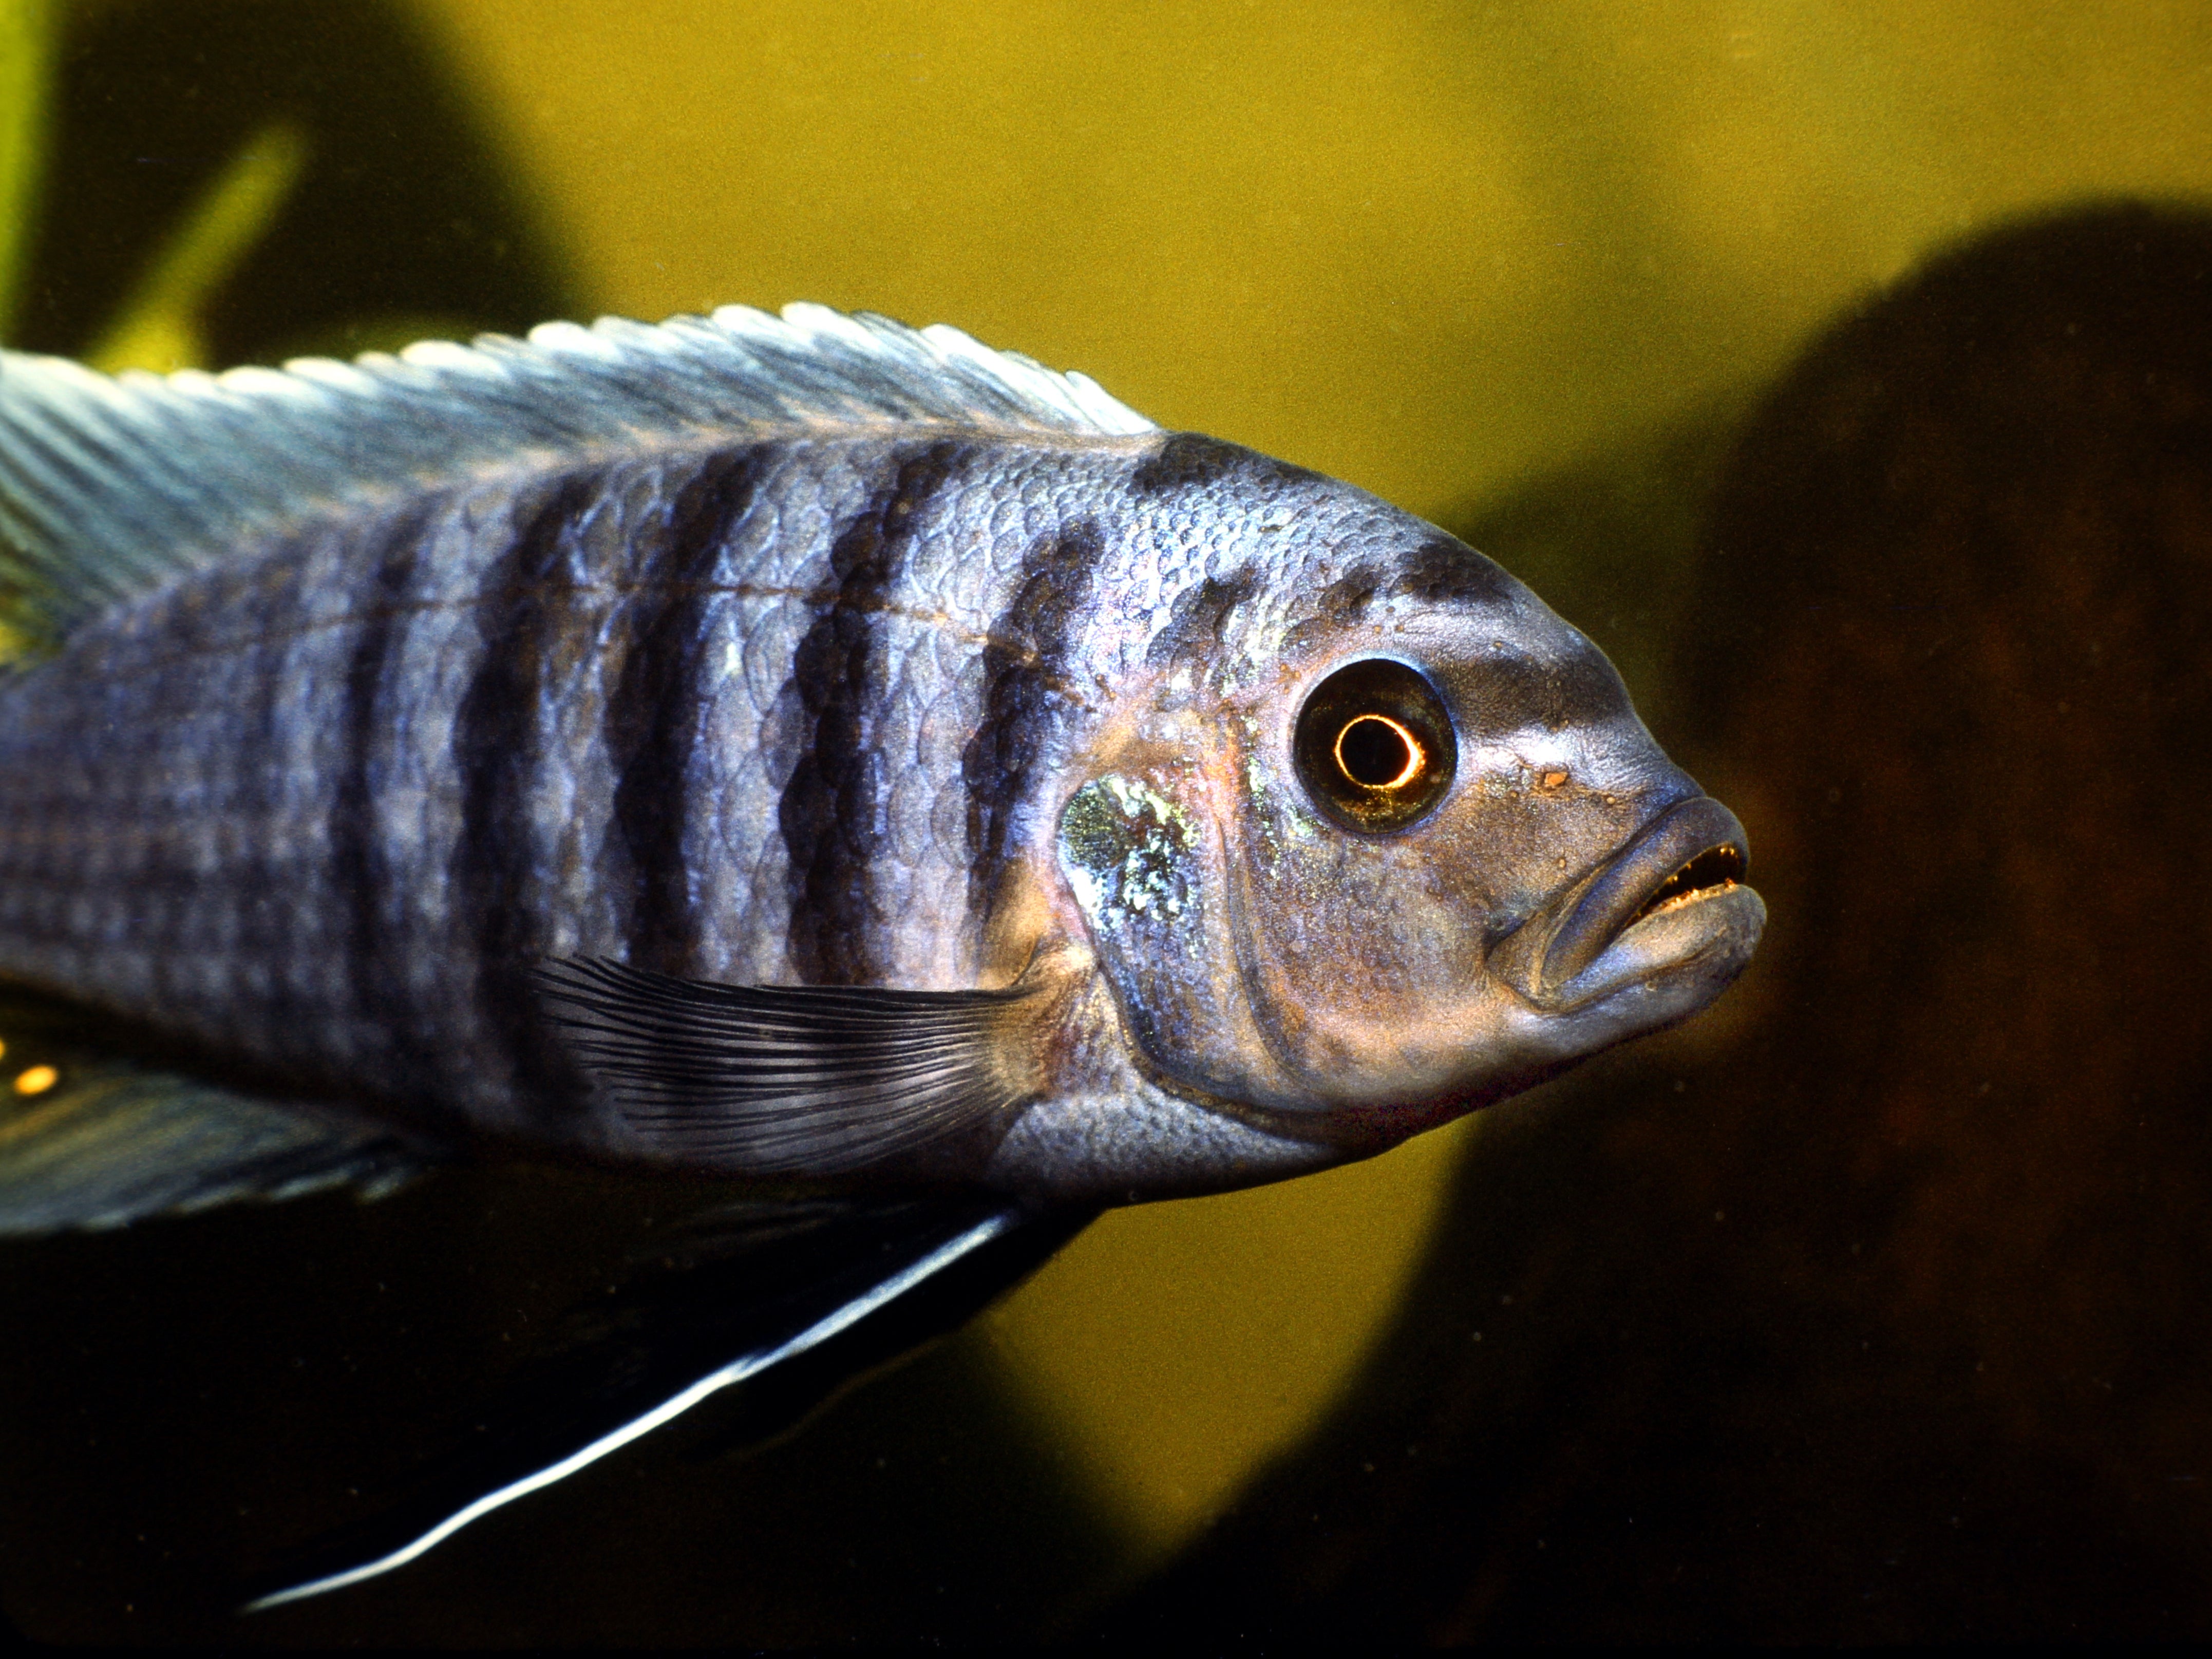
left=1294, top=658, right=1458, bottom=832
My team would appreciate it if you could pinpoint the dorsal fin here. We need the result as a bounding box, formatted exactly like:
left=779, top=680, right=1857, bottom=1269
left=0, top=304, right=1158, bottom=643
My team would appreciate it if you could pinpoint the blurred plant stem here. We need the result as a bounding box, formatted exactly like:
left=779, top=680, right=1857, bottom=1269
left=88, top=120, right=310, bottom=374
left=0, top=0, right=52, bottom=344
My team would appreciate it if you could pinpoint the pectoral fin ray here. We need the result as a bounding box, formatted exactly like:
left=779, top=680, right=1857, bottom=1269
left=533, top=958, right=1047, bottom=1176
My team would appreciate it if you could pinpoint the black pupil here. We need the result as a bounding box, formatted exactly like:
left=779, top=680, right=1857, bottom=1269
left=1293, top=657, right=1456, bottom=833
left=1339, top=717, right=1412, bottom=787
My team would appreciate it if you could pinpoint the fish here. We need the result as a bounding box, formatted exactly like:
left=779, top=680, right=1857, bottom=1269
left=0, top=304, right=1764, bottom=1603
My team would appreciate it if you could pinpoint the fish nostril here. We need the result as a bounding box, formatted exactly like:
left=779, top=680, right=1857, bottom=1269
left=1632, top=844, right=1745, bottom=923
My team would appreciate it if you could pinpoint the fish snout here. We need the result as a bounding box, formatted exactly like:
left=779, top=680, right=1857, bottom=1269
left=1524, top=796, right=1753, bottom=1003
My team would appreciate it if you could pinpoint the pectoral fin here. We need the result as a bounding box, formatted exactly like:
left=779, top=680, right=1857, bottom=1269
left=534, top=958, right=1051, bottom=1178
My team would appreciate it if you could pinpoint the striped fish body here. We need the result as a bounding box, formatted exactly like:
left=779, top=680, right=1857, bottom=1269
left=0, top=307, right=1764, bottom=1213
left=0, top=423, right=1405, bottom=1183
left=0, top=437, right=1081, bottom=1123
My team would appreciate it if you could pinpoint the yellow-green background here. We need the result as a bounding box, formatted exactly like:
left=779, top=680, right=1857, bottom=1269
left=6, top=0, right=2210, bottom=1569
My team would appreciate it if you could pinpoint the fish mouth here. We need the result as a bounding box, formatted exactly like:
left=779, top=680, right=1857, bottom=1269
left=1628, top=841, right=1748, bottom=925
left=1536, top=796, right=1757, bottom=1003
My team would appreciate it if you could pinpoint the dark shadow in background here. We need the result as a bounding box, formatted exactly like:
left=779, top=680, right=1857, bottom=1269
left=1106, top=200, right=2212, bottom=1643
left=1, top=1166, right=1125, bottom=1646
left=12, top=0, right=576, bottom=361
left=0, top=7, right=1124, bottom=1644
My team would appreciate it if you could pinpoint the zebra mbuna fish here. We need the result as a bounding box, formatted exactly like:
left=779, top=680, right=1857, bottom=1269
left=0, top=306, right=1763, bottom=1602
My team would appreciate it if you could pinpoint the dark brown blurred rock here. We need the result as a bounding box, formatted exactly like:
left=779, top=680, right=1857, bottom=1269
left=1105, top=200, right=2212, bottom=1643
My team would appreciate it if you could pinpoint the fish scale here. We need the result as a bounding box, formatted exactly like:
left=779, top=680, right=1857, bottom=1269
left=0, top=426, right=1204, bottom=1151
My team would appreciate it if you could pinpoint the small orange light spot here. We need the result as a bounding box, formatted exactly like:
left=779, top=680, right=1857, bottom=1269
left=13, top=1065, right=58, bottom=1097
left=1541, top=770, right=1569, bottom=789
left=0, top=1037, right=8, bottom=1062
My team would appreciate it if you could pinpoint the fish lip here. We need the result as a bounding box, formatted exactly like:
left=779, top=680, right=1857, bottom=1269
left=1537, top=796, right=1752, bottom=997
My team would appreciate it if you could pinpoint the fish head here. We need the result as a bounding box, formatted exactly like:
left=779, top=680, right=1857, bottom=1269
left=1055, top=465, right=1764, bottom=1154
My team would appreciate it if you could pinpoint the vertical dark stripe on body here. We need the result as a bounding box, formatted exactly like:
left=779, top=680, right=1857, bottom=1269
left=961, top=518, right=1104, bottom=929
left=329, top=502, right=433, bottom=1080
left=229, top=565, right=296, bottom=941
left=1145, top=571, right=1257, bottom=668
left=601, top=446, right=768, bottom=975
left=778, top=440, right=970, bottom=985
left=1129, top=431, right=1321, bottom=497
left=450, top=471, right=602, bottom=1116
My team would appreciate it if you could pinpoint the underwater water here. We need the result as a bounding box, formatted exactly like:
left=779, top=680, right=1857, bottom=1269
left=2, top=1, right=2210, bottom=1643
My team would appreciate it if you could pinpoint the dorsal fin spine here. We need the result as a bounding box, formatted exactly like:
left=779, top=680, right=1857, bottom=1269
left=0, top=304, right=1158, bottom=646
